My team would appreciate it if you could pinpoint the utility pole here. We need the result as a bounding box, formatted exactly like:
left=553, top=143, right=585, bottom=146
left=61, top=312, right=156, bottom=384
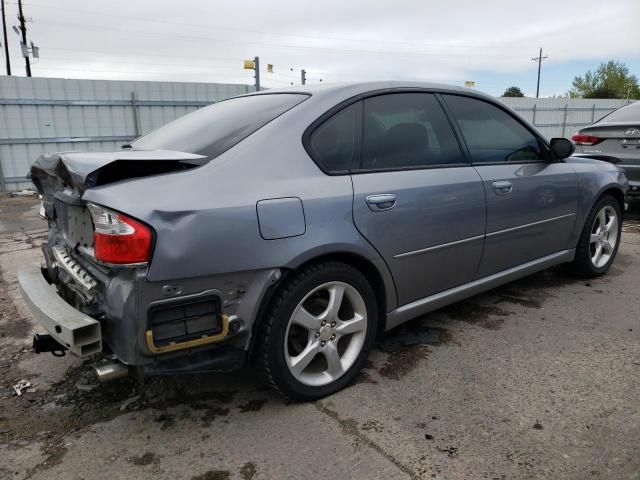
left=253, top=55, right=260, bottom=91
left=17, top=0, right=30, bottom=77
left=301, top=69, right=306, bottom=85
left=1, top=0, right=10, bottom=75
left=531, top=48, right=548, bottom=98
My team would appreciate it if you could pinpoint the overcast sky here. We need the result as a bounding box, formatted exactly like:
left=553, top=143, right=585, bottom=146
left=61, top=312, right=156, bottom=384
left=1, top=0, right=639, bottom=97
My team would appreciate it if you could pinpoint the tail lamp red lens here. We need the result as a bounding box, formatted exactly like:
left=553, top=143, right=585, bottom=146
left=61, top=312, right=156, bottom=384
left=571, top=133, right=602, bottom=146
left=87, top=203, right=152, bottom=264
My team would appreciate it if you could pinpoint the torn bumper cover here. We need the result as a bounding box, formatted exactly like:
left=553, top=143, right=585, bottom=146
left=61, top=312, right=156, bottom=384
left=18, top=256, right=277, bottom=375
left=17, top=263, right=102, bottom=356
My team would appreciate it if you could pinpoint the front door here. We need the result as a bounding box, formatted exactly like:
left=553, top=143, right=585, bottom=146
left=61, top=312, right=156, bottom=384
left=441, top=94, right=579, bottom=277
left=350, top=93, right=486, bottom=306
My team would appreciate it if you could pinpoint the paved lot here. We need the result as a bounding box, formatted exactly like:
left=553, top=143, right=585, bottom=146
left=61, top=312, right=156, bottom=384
left=0, top=194, right=638, bottom=480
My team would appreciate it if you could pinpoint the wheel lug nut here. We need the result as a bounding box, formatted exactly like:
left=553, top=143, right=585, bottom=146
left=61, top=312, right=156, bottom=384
left=330, top=334, right=336, bottom=340
left=315, top=332, right=320, bottom=338
left=321, top=341, right=326, bottom=347
left=331, top=321, right=336, bottom=327
left=321, top=321, right=326, bottom=326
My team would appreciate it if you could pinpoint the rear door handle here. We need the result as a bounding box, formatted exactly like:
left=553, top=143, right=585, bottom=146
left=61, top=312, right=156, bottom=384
left=366, top=194, right=397, bottom=212
left=492, top=181, right=513, bottom=195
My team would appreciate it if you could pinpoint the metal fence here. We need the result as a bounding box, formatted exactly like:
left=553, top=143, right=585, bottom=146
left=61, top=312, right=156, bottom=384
left=498, top=97, right=634, bottom=139
left=0, top=76, right=636, bottom=191
left=0, top=77, right=253, bottom=190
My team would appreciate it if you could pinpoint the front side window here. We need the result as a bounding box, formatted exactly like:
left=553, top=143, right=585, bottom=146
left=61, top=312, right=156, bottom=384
left=361, top=93, right=464, bottom=170
left=442, top=94, right=545, bottom=163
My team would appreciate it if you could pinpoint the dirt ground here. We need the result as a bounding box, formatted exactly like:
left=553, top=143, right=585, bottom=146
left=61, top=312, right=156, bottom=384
left=0, top=194, right=638, bottom=480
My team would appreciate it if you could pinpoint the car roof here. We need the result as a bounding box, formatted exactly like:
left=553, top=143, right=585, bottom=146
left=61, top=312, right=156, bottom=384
left=250, top=81, right=496, bottom=102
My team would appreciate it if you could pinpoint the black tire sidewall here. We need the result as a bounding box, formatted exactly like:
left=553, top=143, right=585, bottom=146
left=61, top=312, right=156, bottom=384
left=577, top=195, right=622, bottom=275
left=265, top=264, right=377, bottom=401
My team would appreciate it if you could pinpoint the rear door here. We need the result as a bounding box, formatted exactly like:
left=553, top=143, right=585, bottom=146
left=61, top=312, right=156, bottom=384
left=349, top=93, right=486, bottom=306
left=441, top=94, right=579, bottom=278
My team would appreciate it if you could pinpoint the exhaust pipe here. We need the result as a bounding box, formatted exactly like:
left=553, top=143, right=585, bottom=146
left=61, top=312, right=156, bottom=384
left=94, top=360, right=129, bottom=383
left=33, top=334, right=67, bottom=356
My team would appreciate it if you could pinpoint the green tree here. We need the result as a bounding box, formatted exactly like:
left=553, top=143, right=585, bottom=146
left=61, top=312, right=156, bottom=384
left=502, top=86, right=525, bottom=97
left=569, top=60, right=640, bottom=99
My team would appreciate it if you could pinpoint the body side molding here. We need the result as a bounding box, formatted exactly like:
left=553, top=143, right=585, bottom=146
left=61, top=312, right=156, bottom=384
left=385, top=249, right=575, bottom=330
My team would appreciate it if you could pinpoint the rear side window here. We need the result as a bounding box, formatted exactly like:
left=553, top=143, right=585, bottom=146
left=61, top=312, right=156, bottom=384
left=132, top=93, right=307, bottom=158
left=308, top=102, right=360, bottom=172
left=361, top=93, right=464, bottom=170
left=442, top=94, right=544, bottom=163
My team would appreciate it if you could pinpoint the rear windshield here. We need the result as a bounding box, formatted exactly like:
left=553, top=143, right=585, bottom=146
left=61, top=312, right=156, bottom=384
left=598, top=101, right=640, bottom=123
left=131, top=93, right=308, bottom=158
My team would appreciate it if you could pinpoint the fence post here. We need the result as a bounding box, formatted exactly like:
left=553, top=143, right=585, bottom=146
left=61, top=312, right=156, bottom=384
left=591, top=103, right=596, bottom=123
left=131, top=91, right=141, bottom=138
left=561, top=104, right=569, bottom=137
left=0, top=158, right=5, bottom=192
left=532, top=103, right=537, bottom=126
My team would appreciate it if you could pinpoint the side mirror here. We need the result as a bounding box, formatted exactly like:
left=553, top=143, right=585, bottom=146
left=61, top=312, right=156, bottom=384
left=549, top=138, right=575, bottom=159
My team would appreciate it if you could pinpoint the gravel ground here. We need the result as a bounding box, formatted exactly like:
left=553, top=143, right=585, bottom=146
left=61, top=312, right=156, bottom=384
left=0, top=194, right=638, bottom=480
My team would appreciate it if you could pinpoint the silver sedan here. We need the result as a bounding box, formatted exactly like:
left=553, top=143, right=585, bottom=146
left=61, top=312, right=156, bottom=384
left=19, top=82, right=628, bottom=400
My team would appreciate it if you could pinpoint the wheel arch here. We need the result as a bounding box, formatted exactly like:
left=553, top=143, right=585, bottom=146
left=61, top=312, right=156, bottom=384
left=248, top=250, right=395, bottom=360
left=597, top=186, right=626, bottom=214
left=295, top=251, right=390, bottom=335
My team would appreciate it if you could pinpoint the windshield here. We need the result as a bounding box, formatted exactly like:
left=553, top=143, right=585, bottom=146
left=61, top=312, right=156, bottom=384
left=597, top=101, right=640, bottom=123
left=132, top=93, right=308, bottom=158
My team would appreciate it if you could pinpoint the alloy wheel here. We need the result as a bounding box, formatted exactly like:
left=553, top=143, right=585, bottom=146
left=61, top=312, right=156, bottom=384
left=589, top=205, right=618, bottom=268
left=284, top=281, right=367, bottom=387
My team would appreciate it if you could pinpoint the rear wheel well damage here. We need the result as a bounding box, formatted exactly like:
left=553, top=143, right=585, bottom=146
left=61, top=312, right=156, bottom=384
left=248, top=252, right=388, bottom=363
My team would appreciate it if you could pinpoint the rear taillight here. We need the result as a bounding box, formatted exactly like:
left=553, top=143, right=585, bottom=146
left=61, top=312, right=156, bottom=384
left=571, top=133, right=602, bottom=146
left=87, top=203, right=152, bottom=264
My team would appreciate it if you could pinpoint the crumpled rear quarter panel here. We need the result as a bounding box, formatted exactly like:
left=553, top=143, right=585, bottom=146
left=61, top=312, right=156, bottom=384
left=81, top=94, right=393, bottom=294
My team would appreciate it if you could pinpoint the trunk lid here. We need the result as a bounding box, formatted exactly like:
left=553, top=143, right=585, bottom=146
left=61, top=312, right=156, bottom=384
left=30, top=149, right=207, bottom=256
left=577, top=123, right=640, bottom=183
left=577, top=123, right=640, bottom=159
left=30, top=149, right=208, bottom=196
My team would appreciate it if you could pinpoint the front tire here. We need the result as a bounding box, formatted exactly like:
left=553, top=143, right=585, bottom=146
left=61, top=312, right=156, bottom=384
left=256, top=261, right=377, bottom=401
left=568, top=194, right=622, bottom=277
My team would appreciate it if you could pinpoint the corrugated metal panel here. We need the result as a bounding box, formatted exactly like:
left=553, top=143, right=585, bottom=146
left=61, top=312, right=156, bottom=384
left=0, top=76, right=252, bottom=190
left=499, top=97, right=634, bottom=139
left=1, top=76, right=636, bottom=190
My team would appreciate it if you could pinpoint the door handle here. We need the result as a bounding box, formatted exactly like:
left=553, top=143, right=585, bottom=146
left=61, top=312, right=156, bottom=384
left=366, top=194, right=397, bottom=212
left=492, top=181, right=513, bottom=195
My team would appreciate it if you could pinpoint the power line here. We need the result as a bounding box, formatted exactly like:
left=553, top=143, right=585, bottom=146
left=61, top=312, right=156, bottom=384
left=44, top=46, right=242, bottom=64
left=33, top=65, right=252, bottom=79
left=39, top=19, right=538, bottom=60
left=17, top=0, right=537, bottom=52
left=39, top=55, right=248, bottom=70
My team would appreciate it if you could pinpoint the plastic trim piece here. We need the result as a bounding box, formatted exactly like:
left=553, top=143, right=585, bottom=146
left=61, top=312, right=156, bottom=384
left=394, top=234, right=485, bottom=258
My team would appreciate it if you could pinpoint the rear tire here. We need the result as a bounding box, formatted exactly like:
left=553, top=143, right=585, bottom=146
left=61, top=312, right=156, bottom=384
left=567, top=194, right=622, bottom=277
left=256, top=261, right=377, bottom=401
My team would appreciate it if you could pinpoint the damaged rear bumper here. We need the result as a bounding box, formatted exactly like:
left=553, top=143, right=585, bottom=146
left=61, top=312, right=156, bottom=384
left=17, top=255, right=281, bottom=377
left=17, top=263, right=102, bottom=356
